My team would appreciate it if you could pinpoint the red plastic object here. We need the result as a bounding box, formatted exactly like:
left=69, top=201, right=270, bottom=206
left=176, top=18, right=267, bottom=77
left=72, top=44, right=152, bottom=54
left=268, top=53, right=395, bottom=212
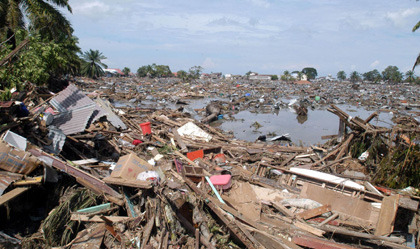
left=213, top=153, right=226, bottom=165
left=132, top=139, right=143, bottom=145
left=209, top=175, right=232, bottom=190
left=187, top=150, right=204, bottom=161
left=139, top=122, right=152, bottom=135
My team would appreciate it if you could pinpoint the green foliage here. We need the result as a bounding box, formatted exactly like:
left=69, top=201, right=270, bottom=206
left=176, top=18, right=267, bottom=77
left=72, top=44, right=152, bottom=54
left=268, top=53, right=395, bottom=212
left=188, top=65, right=202, bottom=79
left=281, top=70, right=293, bottom=82
left=176, top=70, right=188, bottom=80
left=302, top=67, right=317, bottom=80
left=0, top=0, right=73, bottom=44
left=405, top=70, right=416, bottom=83
left=0, top=34, right=81, bottom=90
left=42, top=187, right=99, bottom=246
left=362, top=69, right=382, bottom=83
left=382, top=65, right=402, bottom=83
left=271, top=75, right=278, bottom=80
left=374, top=144, right=420, bottom=189
left=413, top=21, right=420, bottom=32
left=80, top=49, right=107, bottom=79
left=122, top=67, right=130, bottom=76
left=136, top=63, right=172, bottom=78
left=337, top=71, right=346, bottom=81
left=349, top=71, right=361, bottom=83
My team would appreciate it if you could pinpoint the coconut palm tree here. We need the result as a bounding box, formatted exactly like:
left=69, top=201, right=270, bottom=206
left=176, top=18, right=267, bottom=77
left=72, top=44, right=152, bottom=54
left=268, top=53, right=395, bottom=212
left=405, top=70, right=416, bottom=83
left=80, top=49, right=107, bottom=79
left=0, top=0, right=72, bottom=46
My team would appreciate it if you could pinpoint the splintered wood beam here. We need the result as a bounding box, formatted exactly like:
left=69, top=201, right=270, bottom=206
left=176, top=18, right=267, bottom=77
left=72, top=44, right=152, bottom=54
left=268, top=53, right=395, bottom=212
left=292, top=234, right=358, bottom=249
left=29, top=149, right=124, bottom=206
left=297, top=205, right=332, bottom=220
left=182, top=176, right=260, bottom=249
left=0, top=187, right=29, bottom=206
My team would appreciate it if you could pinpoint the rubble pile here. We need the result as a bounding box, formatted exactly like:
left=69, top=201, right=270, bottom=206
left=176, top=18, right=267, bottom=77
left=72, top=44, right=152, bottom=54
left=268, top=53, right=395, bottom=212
left=0, top=81, right=419, bottom=249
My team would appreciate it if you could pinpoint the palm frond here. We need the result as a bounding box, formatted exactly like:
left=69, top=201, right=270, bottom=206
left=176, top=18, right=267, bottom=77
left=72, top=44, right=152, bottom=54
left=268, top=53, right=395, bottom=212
left=413, top=21, right=420, bottom=32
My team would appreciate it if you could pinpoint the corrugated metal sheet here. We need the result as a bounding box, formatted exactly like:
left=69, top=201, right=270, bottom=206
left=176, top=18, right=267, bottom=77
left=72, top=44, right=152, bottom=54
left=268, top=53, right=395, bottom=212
left=50, top=84, right=96, bottom=112
left=49, top=84, right=126, bottom=135
left=94, top=98, right=127, bottom=129
left=0, top=174, right=22, bottom=195
left=51, top=105, right=95, bottom=135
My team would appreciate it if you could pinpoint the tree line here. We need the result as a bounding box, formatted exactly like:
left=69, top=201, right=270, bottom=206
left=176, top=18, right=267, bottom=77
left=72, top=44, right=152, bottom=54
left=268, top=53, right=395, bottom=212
left=336, top=65, right=417, bottom=84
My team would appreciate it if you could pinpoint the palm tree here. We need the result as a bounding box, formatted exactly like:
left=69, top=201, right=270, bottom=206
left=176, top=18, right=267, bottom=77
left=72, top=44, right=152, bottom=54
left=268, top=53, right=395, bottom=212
left=80, top=49, right=107, bottom=79
left=0, top=0, right=73, bottom=46
left=405, top=70, right=416, bottom=83
left=350, top=71, right=360, bottom=83
left=122, top=67, right=130, bottom=76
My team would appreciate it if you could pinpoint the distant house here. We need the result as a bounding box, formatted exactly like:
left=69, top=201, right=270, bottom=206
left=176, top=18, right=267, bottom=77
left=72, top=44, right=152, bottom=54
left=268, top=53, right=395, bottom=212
left=294, top=80, right=311, bottom=85
left=249, top=74, right=272, bottom=81
left=104, top=68, right=125, bottom=77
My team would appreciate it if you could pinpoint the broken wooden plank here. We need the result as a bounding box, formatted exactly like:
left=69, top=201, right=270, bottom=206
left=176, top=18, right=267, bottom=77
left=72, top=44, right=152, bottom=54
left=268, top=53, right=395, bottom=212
left=297, top=204, right=331, bottom=220
left=101, top=216, right=122, bottom=242
left=300, top=182, right=378, bottom=228
left=182, top=176, right=260, bottom=249
left=71, top=214, right=132, bottom=223
left=29, top=149, right=124, bottom=206
left=103, top=176, right=153, bottom=189
left=69, top=223, right=106, bottom=249
left=293, top=221, right=325, bottom=237
left=12, top=176, right=43, bottom=186
left=172, top=130, right=188, bottom=153
left=320, top=224, right=406, bottom=244
left=318, top=212, right=339, bottom=227
left=0, top=187, right=28, bottom=206
left=375, top=194, right=400, bottom=236
left=271, top=202, right=295, bottom=218
left=292, top=234, right=358, bottom=249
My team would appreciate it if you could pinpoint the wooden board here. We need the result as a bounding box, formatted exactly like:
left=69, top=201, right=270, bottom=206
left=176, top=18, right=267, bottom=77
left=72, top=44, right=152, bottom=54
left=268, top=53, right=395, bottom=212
left=71, top=224, right=105, bottom=249
left=375, top=194, right=400, bottom=236
left=0, top=187, right=28, bottom=206
left=300, top=182, right=378, bottom=228
left=103, top=176, right=152, bottom=189
left=292, top=234, right=358, bottom=249
left=297, top=204, right=331, bottom=220
left=71, top=214, right=132, bottom=223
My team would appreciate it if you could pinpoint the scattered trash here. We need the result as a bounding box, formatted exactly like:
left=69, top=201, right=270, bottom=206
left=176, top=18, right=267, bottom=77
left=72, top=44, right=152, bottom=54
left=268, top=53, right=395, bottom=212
left=0, top=80, right=418, bottom=249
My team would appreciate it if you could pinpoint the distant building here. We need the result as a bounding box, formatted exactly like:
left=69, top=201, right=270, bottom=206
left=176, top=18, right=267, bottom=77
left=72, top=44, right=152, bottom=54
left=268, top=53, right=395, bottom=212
left=294, top=80, right=311, bottom=84
left=249, top=74, right=272, bottom=81
left=104, top=68, right=125, bottom=77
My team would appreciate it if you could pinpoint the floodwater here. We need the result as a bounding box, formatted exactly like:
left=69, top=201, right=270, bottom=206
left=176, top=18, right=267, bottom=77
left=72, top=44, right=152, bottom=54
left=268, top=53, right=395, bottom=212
left=218, top=106, right=394, bottom=146
left=113, top=98, right=395, bottom=146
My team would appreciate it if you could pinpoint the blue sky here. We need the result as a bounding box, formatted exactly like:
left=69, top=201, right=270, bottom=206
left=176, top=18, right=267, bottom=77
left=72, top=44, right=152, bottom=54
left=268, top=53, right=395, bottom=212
left=64, top=0, right=420, bottom=76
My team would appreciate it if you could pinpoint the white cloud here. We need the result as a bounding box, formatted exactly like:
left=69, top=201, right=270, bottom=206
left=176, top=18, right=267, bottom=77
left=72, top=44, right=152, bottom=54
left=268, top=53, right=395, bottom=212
left=202, top=58, right=216, bottom=70
left=73, top=1, right=110, bottom=15
left=370, top=60, right=380, bottom=68
left=386, top=7, right=420, bottom=27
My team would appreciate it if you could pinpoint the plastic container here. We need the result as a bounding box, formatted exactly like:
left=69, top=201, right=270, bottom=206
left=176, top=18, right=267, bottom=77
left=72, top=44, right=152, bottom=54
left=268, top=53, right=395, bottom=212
left=139, top=122, right=152, bottom=135
left=217, top=114, right=224, bottom=120
left=209, top=175, right=232, bottom=190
